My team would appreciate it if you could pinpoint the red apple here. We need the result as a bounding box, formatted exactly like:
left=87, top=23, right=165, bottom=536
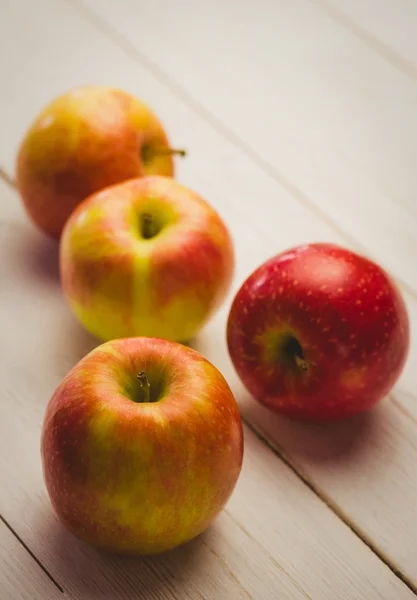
left=60, top=176, right=234, bottom=342
left=16, top=85, right=185, bottom=238
left=227, top=243, right=409, bottom=420
left=41, top=337, right=243, bottom=554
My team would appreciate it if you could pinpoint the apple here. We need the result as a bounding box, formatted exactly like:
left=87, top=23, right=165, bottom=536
left=16, top=85, right=185, bottom=238
left=227, top=243, right=409, bottom=420
left=41, top=337, right=243, bottom=554
left=60, top=175, right=234, bottom=342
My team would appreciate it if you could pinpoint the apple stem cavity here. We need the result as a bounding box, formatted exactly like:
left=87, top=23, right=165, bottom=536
left=136, top=371, right=151, bottom=403
left=141, top=146, right=187, bottom=161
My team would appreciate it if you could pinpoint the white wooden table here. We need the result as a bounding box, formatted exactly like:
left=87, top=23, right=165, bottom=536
left=1, top=0, right=417, bottom=598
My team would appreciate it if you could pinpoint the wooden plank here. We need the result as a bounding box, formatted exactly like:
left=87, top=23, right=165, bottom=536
left=0, top=519, right=63, bottom=600
left=0, top=0, right=417, bottom=594
left=0, top=358, right=411, bottom=600
left=0, top=197, right=312, bottom=599
left=51, top=1, right=417, bottom=579
left=196, top=301, right=417, bottom=584
left=76, top=0, right=417, bottom=296
left=0, top=180, right=414, bottom=596
left=392, top=296, right=417, bottom=420
left=311, top=0, right=417, bottom=75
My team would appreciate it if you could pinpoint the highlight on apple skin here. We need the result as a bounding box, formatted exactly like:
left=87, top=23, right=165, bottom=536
left=227, top=243, right=410, bottom=421
left=16, top=85, right=184, bottom=238
left=41, top=337, right=244, bottom=554
left=60, top=175, right=235, bottom=343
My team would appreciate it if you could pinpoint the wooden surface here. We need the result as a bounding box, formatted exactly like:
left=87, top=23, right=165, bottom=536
left=0, top=519, right=63, bottom=600
left=1, top=0, right=416, bottom=598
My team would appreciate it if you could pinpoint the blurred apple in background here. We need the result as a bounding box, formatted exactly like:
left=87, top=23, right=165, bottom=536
left=41, top=337, right=243, bottom=554
left=227, top=243, right=409, bottom=421
left=60, top=175, right=234, bottom=342
left=16, top=85, right=185, bottom=238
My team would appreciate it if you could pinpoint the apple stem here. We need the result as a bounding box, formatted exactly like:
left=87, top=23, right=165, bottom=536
left=142, top=146, right=187, bottom=161
left=137, top=371, right=151, bottom=403
left=140, top=213, right=158, bottom=240
left=294, top=355, right=308, bottom=371
left=283, top=335, right=308, bottom=372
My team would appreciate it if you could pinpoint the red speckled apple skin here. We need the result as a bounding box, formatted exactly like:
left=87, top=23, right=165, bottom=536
left=227, top=243, right=410, bottom=420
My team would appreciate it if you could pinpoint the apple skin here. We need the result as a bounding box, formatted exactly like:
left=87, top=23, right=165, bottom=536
left=227, top=243, right=410, bottom=421
left=16, top=85, right=177, bottom=238
left=41, top=337, right=243, bottom=554
left=60, top=175, right=234, bottom=343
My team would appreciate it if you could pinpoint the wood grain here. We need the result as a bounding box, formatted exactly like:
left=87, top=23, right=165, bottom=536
left=311, top=0, right=417, bottom=76
left=77, top=0, right=417, bottom=296
left=1, top=0, right=417, bottom=596
left=0, top=181, right=413, bottom=597
left=51, top=0, right=417, bottom=581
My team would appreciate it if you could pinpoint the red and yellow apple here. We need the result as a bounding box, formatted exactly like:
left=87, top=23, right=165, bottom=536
left=227, top=243, right=409, bottom=420
left=16, top=85, right=184, bottom=238
left=60, top=175, right=234, bottom=342
left=41, top=337, right=243, bottom=554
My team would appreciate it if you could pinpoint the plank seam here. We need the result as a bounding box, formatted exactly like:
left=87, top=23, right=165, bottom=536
left=223, top=510, right=313, bottom=600
left=201, top=540, right=256, bottom=600
left=0, top=165, right=16, bottom=189
left=2, top=1, right=416, bottom=592
left=3, top=158, right=416, bottom=304
left=60, top=0, right=417, bottom=303
left=241, top=418, right=417, bottom=596
left=308, top=0, right=417, bottom=82
left=0, top=514, right=65, bottom=594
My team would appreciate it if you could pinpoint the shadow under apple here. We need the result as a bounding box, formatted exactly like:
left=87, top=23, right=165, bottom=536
left=240, top=387, right=387, bottom=471
left=3, top=219, right=60, bottom=284
left=41, top=515, right=214, bottom=599
left=188, top=324, right=386, bottom=485
left=52, top=313, right=100, bottom=377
